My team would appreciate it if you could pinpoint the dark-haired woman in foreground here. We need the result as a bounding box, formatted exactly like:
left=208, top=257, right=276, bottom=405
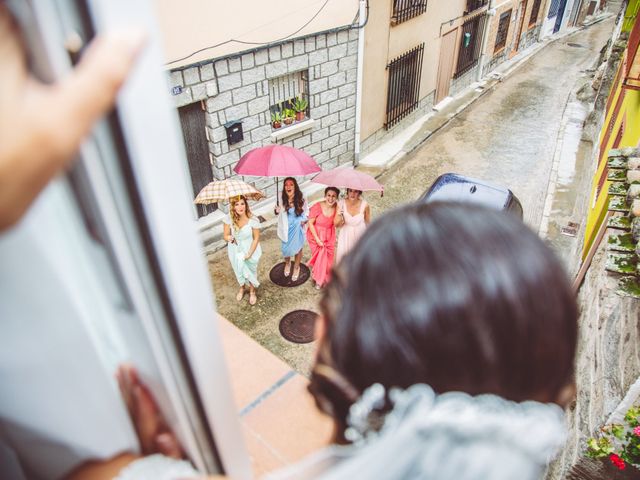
left=87, top=202, right=577, bottom=480
left=270, top=201, right=577, bottom=479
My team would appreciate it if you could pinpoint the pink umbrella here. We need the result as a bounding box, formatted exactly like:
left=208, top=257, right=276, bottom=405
left=311, top=168, right=384, bottom=195
left=234, top=145, right=321, bottom=177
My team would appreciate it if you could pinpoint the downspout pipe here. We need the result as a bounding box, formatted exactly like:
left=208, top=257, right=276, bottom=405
left=354, top=0, right=366, bottom=167
left=476, top=0, right=496, bottom=82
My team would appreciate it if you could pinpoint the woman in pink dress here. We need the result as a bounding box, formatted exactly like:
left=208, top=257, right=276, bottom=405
left=307, top=187, right=340, bottom=289
left=335, top=188, right=371, bottom=264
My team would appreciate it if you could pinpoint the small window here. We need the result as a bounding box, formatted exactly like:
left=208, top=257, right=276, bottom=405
left=465, top=0, right=488, bottom=14
left=528, top=0, right=543, bottom=26
left=494, top=10, right=512, bottom=53
left=391, top=0, right=428, bottom=25
left=268, top=71, right=310, bottom=129
left=385, top=43, right=425, bottom=129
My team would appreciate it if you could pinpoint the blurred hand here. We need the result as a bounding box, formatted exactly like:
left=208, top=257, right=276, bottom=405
left=0, top=5, right=145, bottom=231
left=116, top=364, right=183, bottom=458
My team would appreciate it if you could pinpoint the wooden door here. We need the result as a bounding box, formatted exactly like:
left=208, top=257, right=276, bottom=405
left=178, top=102, right=217, bottom=218
left=511, top=0, right=528, bottom=58
left=435, top=29, right=458, bottom=105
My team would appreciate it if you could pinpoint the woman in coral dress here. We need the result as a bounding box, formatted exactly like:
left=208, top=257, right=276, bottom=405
left=335, top=188, right=371, bottom=264
left=307, top=187, right=340, bottom=289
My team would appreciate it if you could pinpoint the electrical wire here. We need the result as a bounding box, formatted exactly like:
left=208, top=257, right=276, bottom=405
left=166, top=0, right=331, bottom=66
left=166, top=0, right=369, bottom=67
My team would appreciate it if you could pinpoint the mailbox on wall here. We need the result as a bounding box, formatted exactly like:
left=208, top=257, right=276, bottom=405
left=224, top=120, right=244, bottom=145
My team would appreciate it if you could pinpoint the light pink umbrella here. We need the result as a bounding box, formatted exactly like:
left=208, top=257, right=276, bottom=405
left=234, top=145, right=321, bottom=177
left=312, top=168, right=384, bottom=195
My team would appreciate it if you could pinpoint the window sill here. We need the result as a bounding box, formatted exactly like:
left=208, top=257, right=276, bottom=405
left=493, top=46, right=506, bottom=55
left=270, top=118, right=316, bottom=141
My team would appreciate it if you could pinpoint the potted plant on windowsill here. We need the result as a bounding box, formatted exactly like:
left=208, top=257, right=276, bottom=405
left=283, top=108, right=295, bottom=126
left=293, top=95, right=308, bottom=122
left=271, top=111, right=282, bottom=129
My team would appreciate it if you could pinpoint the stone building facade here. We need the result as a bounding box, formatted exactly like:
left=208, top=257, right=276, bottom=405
left=483, top=0, right=546, bottom=75
left=168, top=27, right=359, bottom=216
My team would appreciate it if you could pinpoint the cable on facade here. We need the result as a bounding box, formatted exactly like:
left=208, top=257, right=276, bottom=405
left=166, top=0, right=332, bottom=66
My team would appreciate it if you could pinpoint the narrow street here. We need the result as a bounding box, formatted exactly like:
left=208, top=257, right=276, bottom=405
left=209, top=17, right=616, bottom=375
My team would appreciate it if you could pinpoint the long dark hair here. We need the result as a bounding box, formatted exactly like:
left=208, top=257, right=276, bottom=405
left=281, top=177, right=305, bottom=216
left=309, top=202, right=577, bottom=440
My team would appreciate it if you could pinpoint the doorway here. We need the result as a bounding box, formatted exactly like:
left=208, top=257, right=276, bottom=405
left=554, top=0, right=569, bottom=32
left=511, top=0, right=529, bottom=57
left=178, top=102, right=217, bottom=218
left=435, top=29, right=458, bottom=105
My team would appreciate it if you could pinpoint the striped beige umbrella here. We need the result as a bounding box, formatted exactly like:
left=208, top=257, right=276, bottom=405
left=194, top=179, right=265, bottom=204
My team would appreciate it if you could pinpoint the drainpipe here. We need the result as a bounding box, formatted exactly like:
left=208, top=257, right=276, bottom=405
left=476, top=0, right=496, bottom=82
left=354, top=0, right=366, bottom=167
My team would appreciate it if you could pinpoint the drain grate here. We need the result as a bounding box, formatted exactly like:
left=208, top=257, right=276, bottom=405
left=561, top=221, right=580, bottom=237
left=269, top=262, right=310, bottom=287
left=567, top=42, right=585, bottom=48
left=279, top=310, right=318, bottom=344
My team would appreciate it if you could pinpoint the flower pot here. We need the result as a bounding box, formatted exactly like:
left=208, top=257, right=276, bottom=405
left=272, top=121, right=282, bottom=129
left=295, top=111, right=305, bottom=121
left=283, top=118, right=294, bottom=125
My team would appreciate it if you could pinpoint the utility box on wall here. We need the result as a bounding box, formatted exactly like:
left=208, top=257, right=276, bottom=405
left=224, top=120, right=243, bottom=145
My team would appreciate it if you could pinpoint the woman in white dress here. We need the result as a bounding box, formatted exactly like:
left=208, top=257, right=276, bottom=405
left=223, top=196, right=261, bottom=305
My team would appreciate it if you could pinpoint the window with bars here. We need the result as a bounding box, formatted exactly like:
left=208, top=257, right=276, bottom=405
left=385, top=43, right=425, bottom=129
left=529, top=0, right=543, bottom=26
left=268, top=70, right=309, bottom=126
left=465, top=0, right=488, bottom=14
left=494, top=10, right=512, bottom=52
left=391, top=0, right=428, bottom=25
left=454, top=13, right=487, bottom=77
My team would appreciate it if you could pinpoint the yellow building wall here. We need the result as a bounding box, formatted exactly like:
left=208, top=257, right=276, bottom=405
left=583, top=72, right=640, bottom=258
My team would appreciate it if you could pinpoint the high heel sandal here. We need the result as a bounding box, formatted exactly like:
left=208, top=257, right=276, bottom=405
left=236, top=287, right=245, bottom=302
left=249, top=291, right=257, bottom=305
left=284, top=262, right=291, bottom=277
left=291, top=266, right=300, bottom=282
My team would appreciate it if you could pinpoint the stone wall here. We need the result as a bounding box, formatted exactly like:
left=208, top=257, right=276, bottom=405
left=545, top=235, right=640, bottom=479
left=168, top=27, right=359, bottom=202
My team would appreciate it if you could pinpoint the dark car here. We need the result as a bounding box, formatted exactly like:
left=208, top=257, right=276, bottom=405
left=418, top=173, right=523, bottom=219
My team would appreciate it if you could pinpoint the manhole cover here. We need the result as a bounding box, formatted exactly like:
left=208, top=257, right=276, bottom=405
left=279, top=310, right=318, bottom=343
left=269, top=262, right=310, bottom=287
left=567, top=42, right=585, bottom=48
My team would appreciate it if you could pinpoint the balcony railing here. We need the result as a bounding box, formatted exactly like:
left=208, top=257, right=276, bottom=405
left=623, top=11, right=640, bottom=90
left=465, top=0, right=488, bottom=15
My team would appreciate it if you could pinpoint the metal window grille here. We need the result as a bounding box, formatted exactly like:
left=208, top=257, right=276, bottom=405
left=391, top=0, right=428, bottom=25
left=454, top=13, right=487, bottom=78
left=529, top=0, right=542, bottom=26
left=385, top=43, right=425, bottom=129
left=494, top=10, right=512, bottom=52
left=547, top=0, right=561, bottom=18
left=465, top=0, right=488, bottom=14
left=268, top=71, right=309, bottom=116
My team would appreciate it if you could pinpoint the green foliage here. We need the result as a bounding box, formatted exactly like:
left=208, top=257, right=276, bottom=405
left=586, top=404, right=640, bottom=469
left=283, top=108, right=296, bottom=120
left=271, top=111, right=282, bottom=123
left=293, top=95, right=308, bottom=113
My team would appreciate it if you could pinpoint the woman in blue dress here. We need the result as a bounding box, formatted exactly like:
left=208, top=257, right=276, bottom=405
left=223, top=196, right=262, bottom=305
left=275, top=177, right=308, bottom=281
